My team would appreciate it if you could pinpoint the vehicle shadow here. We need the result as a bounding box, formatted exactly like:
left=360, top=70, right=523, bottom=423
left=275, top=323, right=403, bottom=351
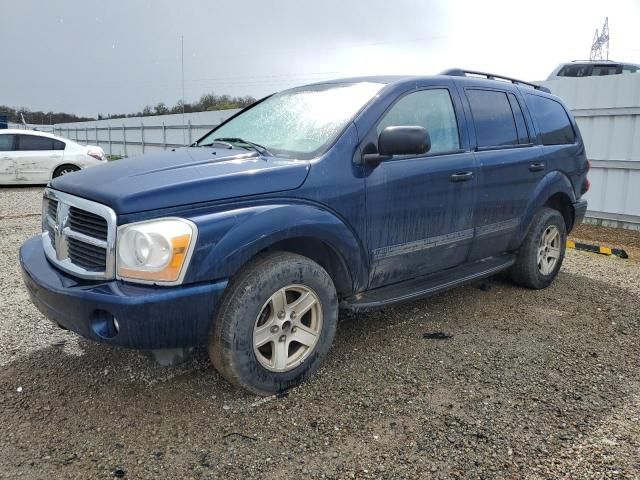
left=0, top=270, right=638, bottom=478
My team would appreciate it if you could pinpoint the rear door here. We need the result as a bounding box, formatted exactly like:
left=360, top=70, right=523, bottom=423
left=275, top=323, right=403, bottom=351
left=364, top=82, right=477, bottom=288
left=14, top=134, right=64, bottom=182
left=0, top=134, right=17, bottom=183
left=461, top=87, right=542, bottom=261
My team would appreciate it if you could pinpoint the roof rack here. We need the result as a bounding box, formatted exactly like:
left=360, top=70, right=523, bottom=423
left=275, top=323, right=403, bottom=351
left=440, top=68, right=551, bottom=93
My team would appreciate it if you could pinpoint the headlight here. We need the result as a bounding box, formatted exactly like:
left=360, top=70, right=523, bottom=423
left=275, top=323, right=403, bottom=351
left=116, top=218, right=197, bottom=284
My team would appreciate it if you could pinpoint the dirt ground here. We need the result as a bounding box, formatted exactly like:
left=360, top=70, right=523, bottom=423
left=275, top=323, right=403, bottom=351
left=1, top=186, right=639, bottom=479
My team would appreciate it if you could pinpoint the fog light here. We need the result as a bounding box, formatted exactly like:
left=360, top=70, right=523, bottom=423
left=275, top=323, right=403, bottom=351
left=90, top=310, right=119, bottom=339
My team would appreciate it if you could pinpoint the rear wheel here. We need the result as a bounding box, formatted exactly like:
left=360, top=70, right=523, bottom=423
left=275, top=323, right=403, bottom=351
left=209, top=252, right=338, bottom=395
left=53, top=164, right=80, bottom=178
left=509, top=208, right=567, bottom=289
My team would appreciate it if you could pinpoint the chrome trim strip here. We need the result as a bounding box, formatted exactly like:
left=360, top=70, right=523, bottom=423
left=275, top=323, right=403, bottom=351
left=372, top=228, right=475, bottom=260
left=42, top=188, right=117, bottom=280
left=371, top=218, right=520, bottom=261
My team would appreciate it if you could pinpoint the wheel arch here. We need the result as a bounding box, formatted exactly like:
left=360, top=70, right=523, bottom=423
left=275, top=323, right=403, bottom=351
left=511, top=171, right=576, bottom=249
left=184, top=203, right=368, bottom=295
left=51, top=163, right=81, bottom=179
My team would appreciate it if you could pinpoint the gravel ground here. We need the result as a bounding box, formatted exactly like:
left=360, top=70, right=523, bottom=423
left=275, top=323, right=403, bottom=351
left=1, top=186, right=639, bottom=479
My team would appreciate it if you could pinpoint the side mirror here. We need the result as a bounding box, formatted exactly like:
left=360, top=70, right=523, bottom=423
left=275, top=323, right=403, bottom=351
left=362, top=126, right=431, bottom=166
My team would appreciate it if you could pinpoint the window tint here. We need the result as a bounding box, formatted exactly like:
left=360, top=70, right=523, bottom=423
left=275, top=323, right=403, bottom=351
left=17, top=135, right=55, bottom=151
left=591, top=65, right=619, bottom=76
left=0, top=134, right=15, bottom=152
left=558, top=64, right=591, bottom=77
left=507, top=93, right=530, bottom=144
left=53, top=139, right=65, bottom=151
left=526, top=94, right=576, bottom=145
left=466, top=89, right=518, bottom=148
left=622, top=64, right=639, bottom=74
left=377, top=89, right=459, bottom=154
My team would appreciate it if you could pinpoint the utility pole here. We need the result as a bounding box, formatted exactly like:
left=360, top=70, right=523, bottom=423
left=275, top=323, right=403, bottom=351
left=181, top=35, right=186, bottom=145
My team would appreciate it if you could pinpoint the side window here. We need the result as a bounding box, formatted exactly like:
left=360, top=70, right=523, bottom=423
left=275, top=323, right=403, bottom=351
left=466, top=89, right=518, bottom=148
left=0, top=134, right=15, bottom=152
left=526, top=94, right=576, bottom=145
left=507, top=93, right=530, bottom=144
left=53, top=139, right=66, bottom=151
left=376, top=89, right=460, bottom=154
left=17, top=135, right=54, bottom=151
left=558, top=64, right=591, bottom=77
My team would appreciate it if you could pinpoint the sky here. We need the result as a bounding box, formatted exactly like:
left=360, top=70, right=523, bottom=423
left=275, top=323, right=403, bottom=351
left=1, top=0, right=639, bottom=117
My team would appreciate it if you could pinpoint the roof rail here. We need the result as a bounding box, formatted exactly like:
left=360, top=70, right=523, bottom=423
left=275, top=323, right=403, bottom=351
left=571, top=59, right=619, bottom=63
left=440, top=68, right=551, bottom=93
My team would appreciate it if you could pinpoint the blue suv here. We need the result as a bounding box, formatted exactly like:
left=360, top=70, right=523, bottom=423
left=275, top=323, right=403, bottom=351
left=20, top=69, right=589, bottom=394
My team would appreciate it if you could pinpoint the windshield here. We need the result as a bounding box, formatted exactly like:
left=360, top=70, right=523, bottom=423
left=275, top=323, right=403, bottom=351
left=197, top=82, right=384, bottom=159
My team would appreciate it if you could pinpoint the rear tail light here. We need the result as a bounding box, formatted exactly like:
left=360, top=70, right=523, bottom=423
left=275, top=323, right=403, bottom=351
left=88, top=148, right=106, bottom=161
left=582, top=159, right=591, bottom=194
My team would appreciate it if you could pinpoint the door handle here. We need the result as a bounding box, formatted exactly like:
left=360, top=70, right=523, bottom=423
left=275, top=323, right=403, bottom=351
left=450, top=171, right=474, bottom=182
left=529, top=162, right=545, bottom=172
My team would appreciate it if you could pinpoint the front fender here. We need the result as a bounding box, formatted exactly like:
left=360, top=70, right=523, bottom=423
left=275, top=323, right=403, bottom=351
left=511, top=170, right=576, bottom=249
left=183, top=202, right=368, bottom=292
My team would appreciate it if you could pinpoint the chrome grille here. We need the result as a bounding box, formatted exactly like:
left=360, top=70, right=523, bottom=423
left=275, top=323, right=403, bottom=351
left=42, top=188, right=117, bottom=280
left=68, top=207, right=108, bottom=241
left=68, top=237, right=107, bottom=271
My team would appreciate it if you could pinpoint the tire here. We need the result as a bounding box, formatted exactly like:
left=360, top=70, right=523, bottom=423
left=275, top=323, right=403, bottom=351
left=509, top=207, right=567, bottom=289
left=209, top=252, right=338, bottom=395
left=53, top=165, right=80, bottom=178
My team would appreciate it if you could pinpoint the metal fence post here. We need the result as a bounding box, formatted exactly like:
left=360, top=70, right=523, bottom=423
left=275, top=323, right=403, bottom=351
left=188, top=120, right=192, bottom=145
left=162, top=122, right=167, bottom=150
left=123, top=124, right=127, bottom=157
left=108, top=125, right=112, bottom=156
left=141, top=122, right=145, bottom=154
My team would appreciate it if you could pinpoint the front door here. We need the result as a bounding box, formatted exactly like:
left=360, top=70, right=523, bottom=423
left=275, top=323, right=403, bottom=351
left=364, top=86, right=477, bottom=288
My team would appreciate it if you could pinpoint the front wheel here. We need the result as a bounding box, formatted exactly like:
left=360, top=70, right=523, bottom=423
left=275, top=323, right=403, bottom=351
left=209, top=252, right=338, bottom=395
left=509, top=208, right=567, bottom=289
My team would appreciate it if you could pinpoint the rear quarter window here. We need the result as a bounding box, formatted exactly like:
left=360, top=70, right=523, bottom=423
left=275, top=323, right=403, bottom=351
left=526, top=95, right=576, bottom=145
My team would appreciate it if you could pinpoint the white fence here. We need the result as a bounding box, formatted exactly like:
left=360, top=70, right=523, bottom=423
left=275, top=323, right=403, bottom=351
left=52, top=109, right=240, bottom=157
left=32, top=76, right=640, bottom=229
left=540, top=75, right=640, bottom=229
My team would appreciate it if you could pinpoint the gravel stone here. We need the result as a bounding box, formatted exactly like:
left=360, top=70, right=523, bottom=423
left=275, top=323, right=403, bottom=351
left=1, top=186, right=639, bottom=479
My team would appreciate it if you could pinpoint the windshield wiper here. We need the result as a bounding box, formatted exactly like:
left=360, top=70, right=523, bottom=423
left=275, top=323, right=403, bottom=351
left=211, top=137, right=273, bottom=157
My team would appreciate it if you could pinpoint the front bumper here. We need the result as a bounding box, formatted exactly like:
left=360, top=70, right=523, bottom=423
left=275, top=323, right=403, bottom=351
left=19, top=235, right=227, bottom=350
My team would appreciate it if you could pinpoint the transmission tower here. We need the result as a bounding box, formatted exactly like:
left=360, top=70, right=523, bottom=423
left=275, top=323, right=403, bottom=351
left=590, top=17, right=610, bottom=60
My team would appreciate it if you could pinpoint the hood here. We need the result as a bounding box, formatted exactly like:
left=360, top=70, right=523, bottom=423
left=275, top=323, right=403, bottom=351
left=50, top=147, right=310, bottom=214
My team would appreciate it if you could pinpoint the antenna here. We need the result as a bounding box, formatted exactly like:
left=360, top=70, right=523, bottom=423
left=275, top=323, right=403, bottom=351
left=590, top=17, right=610, bottom=60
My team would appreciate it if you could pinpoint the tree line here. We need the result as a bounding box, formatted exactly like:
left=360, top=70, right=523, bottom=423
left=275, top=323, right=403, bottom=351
left=1, top=93, right=257, bottom=125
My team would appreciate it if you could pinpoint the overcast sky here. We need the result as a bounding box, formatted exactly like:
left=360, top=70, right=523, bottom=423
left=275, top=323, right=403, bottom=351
left=1, top=0, right=639, bottom=117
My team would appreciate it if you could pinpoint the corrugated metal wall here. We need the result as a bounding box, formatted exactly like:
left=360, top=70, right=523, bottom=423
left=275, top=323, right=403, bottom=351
left=540, top=75, right=640, bottom=228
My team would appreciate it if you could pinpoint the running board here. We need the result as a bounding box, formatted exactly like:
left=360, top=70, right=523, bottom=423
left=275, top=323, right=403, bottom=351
left=341, top=254, right=515, bottom=311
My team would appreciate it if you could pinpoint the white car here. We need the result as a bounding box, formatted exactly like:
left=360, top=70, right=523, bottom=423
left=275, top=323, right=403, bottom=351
left=0, top=129, right=106, bottom=184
